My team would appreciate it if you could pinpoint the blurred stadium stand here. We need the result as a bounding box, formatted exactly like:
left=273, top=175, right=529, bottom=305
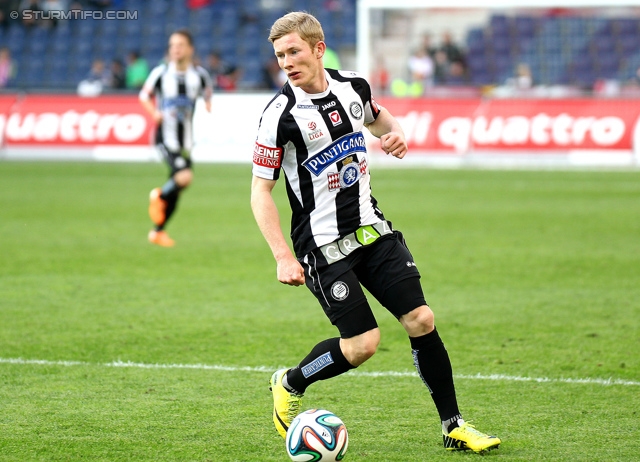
left=468, top=14, right=640, bottom=88
left=2, top=1, right=640, bottom=93
left=0, top=0, right=357, bottom=90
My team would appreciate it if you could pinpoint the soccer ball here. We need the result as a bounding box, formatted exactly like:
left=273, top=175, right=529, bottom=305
left=285, top=409, right=349, bottom=461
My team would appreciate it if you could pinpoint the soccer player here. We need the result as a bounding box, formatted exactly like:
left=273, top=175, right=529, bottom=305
left=250, top=12, right=501, bottom=453
left=140, top=29, right=213, bottom=247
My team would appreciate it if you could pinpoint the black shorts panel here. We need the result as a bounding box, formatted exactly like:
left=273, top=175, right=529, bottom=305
left=334, top=301, right=379, bottom=339
left=301, top=251, right=369, bottom=324
left=157, top=143, right=192, bottom=176
left=377, top=276, right=427, bottom=319
left=300, top=230, right=424, bottom=325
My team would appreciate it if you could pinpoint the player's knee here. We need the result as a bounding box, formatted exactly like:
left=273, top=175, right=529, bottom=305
left=341, top=328, right=379, bottom=366
left=174, top=169, right=193, bottom=188
left=400, top=305, right=434, bottom=337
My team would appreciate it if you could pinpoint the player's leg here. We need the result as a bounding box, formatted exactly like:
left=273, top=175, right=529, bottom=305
left=361, top=232, right=500, bottom=452
left=270, top=256, right=378, bottom=438
left=161, top=164, right=192, bottom=226
left=148, top=146, right=192, bottom=246
left=285, top=300, right=380, bottom=395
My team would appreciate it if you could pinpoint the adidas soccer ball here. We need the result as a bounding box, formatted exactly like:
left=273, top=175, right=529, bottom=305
left=285, top=409, right=349, bottom=461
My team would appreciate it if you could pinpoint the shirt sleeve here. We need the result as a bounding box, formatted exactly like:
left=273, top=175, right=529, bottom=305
left=197, top=66, right=213, bottom=101
left=252, top=94, right=288, bottom=180
left=138, top=65, right=164, bottom=101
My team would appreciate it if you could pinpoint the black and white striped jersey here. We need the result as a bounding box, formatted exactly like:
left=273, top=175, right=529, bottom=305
left=140, top=62, right=212, bottom=153
left=253, top=68, right=385, bottom=257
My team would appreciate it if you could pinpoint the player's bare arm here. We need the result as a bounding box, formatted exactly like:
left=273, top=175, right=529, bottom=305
left=365, top=107, right=408, bottom=159
left=139, top=94, right=163, bottom=124
left=251, top=175, right=305, bottom=286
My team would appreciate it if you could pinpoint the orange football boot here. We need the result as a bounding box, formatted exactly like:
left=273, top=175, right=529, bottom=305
left=148, top=230, right=175, bottom=247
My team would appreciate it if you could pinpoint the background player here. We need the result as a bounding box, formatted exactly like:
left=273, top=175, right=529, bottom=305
left=140, top=29, right=213, bottom=247
left=250, top=12, right=501, bottom=453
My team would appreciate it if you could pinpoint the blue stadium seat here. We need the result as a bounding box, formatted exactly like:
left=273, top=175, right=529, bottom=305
left=612, top=18, right=639, bottom=36
left=593, top=35, right=615, bottom=54
left=466, top=54, right=487, bottom=73
left=513, top=16, right=536, bottom=38
left=490, top=15, right=510, bottom=39
left=619, top=35, right=640, bottom=54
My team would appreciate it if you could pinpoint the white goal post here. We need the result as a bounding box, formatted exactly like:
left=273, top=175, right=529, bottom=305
left=356, top=0, right=640, bottom=79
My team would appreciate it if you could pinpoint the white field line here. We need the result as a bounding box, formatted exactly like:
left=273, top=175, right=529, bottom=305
left=1, top=357, right=638, bottom=387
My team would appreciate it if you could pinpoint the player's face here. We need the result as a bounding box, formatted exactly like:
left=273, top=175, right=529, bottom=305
left=273, top=32, right=326, bottom=94
left=168, top=34, right=193, bottom=64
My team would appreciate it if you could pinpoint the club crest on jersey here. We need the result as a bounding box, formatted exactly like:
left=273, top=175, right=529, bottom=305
left=253, top=142, right=283, bottom=168
left=349, top=102, right=363, bottom=120
left=329, top=110, right=342, bottom=126
left=327, top=156, right=368, bottom=191
left=307, top=120, right=324, bottom=141
left=302, top=132, right=367, bottom=176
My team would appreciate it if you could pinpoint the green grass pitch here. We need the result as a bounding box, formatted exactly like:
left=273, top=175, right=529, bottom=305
left=1, top=161, right=639, bottom=461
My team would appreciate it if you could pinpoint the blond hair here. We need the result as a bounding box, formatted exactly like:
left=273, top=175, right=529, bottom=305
left=268, top=12, right=324, bottom=49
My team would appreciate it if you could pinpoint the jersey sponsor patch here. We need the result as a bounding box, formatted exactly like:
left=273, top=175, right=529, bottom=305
left=329, top=110, right=342, bottom=126
left=302, top=132, right=367, bottom=176
left=301, top=352, right=334, bottom=378
left=253, top=142, right=283, bottom=168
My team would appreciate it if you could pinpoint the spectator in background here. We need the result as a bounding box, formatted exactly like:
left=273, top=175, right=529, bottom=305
left=87, top=0, right=122, bottom=8
left=433, top=49, right=449, bottom=85
left=19, top=0, right=42, bottom=28
left=439, top=31, right=465, bottom=68
left=444, top=61, right=467, bottom=86
left=408, top=46, right=434, bottom=93
left=323, top=45, right=341, bottom=70
left=216, top=64, right=241, bottom=91
left=205, top=51, right=230, bottom=89
left=186, top=0, right=211, bottom=8
left=0, top=0, right=20, bottom=29
left=109, top=58, right=125, bottom=89
left=0, top=47, right=15, bottom=87
left=370, top=55, right=389, bottom=95
left=260, top=57, right=286, bottom=90
left=125, top=51, right=149, bottom=89
left=421, top=32, right=437, bottom=59
left=40, top=0, right=67, bottom=28
left=77, top=58, right=111, bottom=96
left=513, top=63, right=533, bottom=89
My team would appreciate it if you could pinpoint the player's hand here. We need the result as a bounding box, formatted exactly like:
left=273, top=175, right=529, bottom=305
left=153, top=110, right=163, bottom=124
left=276, top=257, right=305, bottom=286
left=380, top=132, right=408, bottom=159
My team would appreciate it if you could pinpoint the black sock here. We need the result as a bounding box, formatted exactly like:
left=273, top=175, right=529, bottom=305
left=409, top=327, right=461, bottom=424
left=285, top=338, right=355, bottom=394
left=160, top=178, right=179, bottom=199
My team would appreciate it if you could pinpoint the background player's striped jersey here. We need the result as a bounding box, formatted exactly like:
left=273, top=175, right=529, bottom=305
left=140, top=62, right=212, bottom=152
left=253, top=69, right=385, bottom=257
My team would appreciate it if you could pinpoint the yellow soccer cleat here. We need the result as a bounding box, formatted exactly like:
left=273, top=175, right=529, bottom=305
left=269, top=369, right=303, bottom=438
left=148, top=187, right=167, bottom=226
left=443, top=422, right=501, bottom=453
left=148, top=230, right=175, bottom=247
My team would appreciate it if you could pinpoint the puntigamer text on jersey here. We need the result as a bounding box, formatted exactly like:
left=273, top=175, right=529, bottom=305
left=302, top=132, right=367, bottom=176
